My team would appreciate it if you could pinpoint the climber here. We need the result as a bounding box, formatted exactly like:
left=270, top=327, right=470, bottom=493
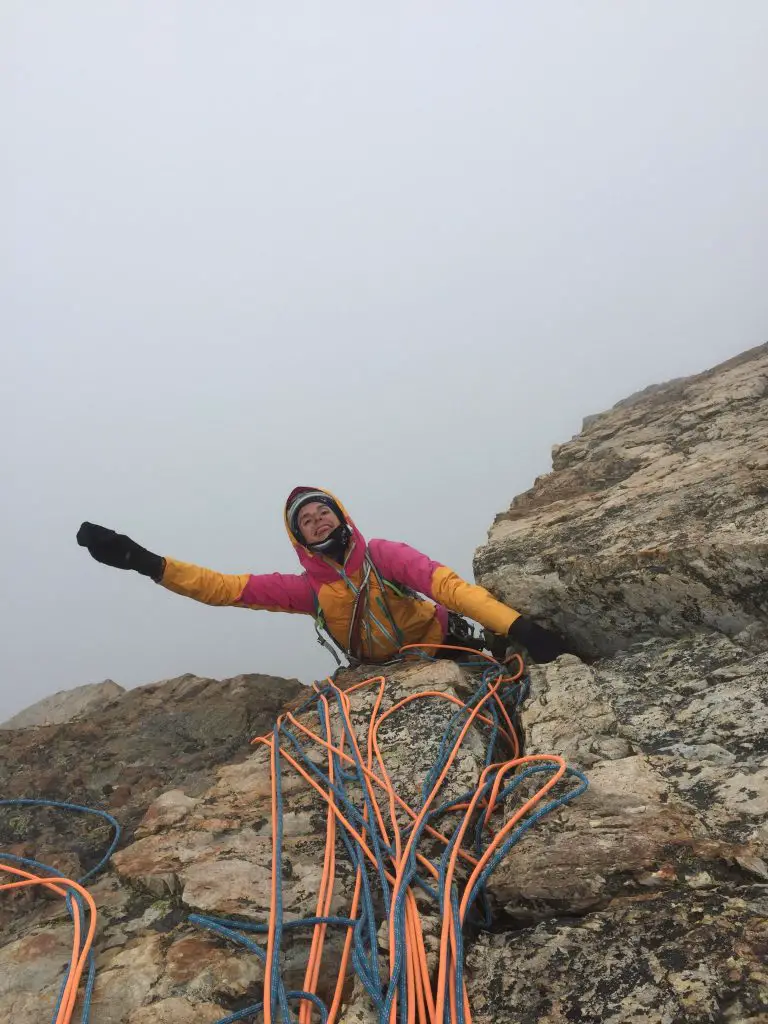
left=76, top=486, right=568, bottom=666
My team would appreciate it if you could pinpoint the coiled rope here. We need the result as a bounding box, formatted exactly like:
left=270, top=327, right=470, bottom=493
left=192, top=646, right=588, bottom=1023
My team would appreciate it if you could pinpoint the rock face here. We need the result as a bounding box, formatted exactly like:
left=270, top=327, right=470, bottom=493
left=0, top=680, right=125, bottom=729
left=467, top=887, right=768, bottom=1024
left=467, top=638, right=768, bottom=1022
left=475, top=342, right=768, bottom=659
left=0, top=671, right=302, bottom=877
left=3, top=344, right=768, bottom=1024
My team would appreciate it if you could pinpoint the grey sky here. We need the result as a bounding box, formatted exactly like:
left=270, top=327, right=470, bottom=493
left=2, top=2, right=767, bottom=720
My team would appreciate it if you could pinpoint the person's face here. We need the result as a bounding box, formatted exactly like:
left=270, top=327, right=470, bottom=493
left=298, top=502, right=341, bottom=544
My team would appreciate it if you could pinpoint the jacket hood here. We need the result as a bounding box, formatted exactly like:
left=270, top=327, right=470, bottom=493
left=284, top=486, right=367, bottom=583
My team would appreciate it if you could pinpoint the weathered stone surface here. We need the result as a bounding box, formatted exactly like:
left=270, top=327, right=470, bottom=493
left=0, top=680, right=124, bottom=729
left=488, top=635, right=768, bottom=933
left=466, top=888, right=768, bottom=1024
left=126, top=998, right=226, bottom=1024
left=461, top=345, right=768, bottom=1020
left=475, top=342, right=768, bottom=658
left=0, top=670, right=302, bottom=1024
left=0, top=670, right=302, bottom=845
left=0, top=926, right=74, bottom=1023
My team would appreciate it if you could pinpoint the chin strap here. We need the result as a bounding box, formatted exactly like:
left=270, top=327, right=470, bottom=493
left=308, top=524, right=352, bottom=564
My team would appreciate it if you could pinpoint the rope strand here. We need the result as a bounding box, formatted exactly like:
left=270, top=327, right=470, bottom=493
left=192, top=647, right=587, bottom=1023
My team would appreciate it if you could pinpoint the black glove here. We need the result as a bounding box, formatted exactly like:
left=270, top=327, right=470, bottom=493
left=76, top=523, right=165, bottom=581
left=507, top=615, right=568, bottom=664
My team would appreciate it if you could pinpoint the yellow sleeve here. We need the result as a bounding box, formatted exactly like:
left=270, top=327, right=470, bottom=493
left=160, top=557, right=250, bottom=607
left=431, top=565, right=520, bottom=635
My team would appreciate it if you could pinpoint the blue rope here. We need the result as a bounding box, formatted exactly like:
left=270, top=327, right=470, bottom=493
left=330, top=688, right=393, bottom=918
left=189, top=915, right=330, bottom=1023
left=450, top=885, right=466, bottom=1024
left=0, top=799, right=120, bottom=1024
left=195, top=913, right=358, bottom=934
left=277, top=713, right=385, bottom=998
left=324, top=707, right=384, bottom=1007
left=382, top=665, right=521, bottom=1024
left=0, top=799, right=121, bottom=881
left=50, top=968, right=69, bottom=1024
left=211, top=991, right=329, bottom=1024
left=188, top=915, right=268, bottom=961
left=187, top=659, right=588, bottom=1024
left=81, top=952, right=97, bottom=1024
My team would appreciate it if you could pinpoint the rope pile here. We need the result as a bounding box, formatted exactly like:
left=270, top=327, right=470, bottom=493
left=192, top=646, right=589, bottom=1023
left=1, top=647, right=588, bottom=1023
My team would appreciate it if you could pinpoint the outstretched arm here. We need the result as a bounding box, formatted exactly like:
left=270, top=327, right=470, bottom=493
left=368, top=539, right=520, bottom=634
left=161, top=558, right=315, bottom=613
left=77, top=523, right=315, bottom=614
left=370, top=538, right=569, bottom=662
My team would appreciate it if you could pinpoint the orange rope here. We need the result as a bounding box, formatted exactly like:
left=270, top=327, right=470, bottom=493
left=246, top=645, right=577, bottom=1023
left=0, top=866, right=97, bottom=1024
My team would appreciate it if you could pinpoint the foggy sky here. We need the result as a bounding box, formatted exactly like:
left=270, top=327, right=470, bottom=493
left=2, top=2, right=767, bottom=720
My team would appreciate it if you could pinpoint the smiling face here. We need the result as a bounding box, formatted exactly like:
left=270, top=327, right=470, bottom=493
left=297, top=501, right=342, bottom=545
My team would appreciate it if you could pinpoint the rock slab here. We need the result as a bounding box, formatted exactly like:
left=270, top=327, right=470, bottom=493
left=475, top=343, right=768, bottom=658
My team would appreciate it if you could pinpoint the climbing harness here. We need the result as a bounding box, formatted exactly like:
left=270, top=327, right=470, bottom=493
left=312, top=551, right=484, bottom=668
left=0, top=799, right=121, bottom=1024
left=342, top=555, right=405, bottom=662
left=192, top=645, right=588, bottom=1024
left=312, top=552, right=408, bottom=666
